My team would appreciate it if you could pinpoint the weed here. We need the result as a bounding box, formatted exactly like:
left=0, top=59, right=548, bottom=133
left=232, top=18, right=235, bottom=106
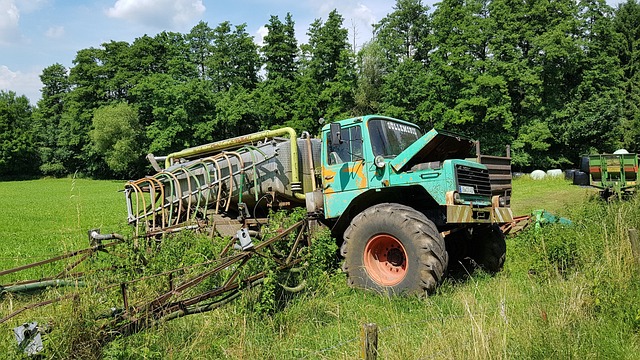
left=2, top=179, right=640, bottom=358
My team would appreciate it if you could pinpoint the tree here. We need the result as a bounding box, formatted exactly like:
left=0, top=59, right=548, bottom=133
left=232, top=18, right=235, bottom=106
left=374, top=0, right=431, bottom=64
left=256, top=14, right=299, bottom=129
left=559, top=0, right=623, bottom=159
left=354, top=41, right=385, bottom=114
left=303, top=10, right=353, bottom=87
left=90, top=102, right=144, bottom=177
left=187, top=21, right=214, bottom=79
left=0, top=91, right=39, bottom=177
left=253, top=77, right=296, bottom=130
left=101, top=40, right=133, bottom=101
left=373, top=0, right=432, bottom=126
left=130, top=74, right=190, bottom=154
left=295, top=9, right=356, bottom=131
left=511, top=120, right=555, bottom=168
left=68, top=47, right=107, bottom=109
left=488, top=0, right=581, bottom=167
left=34, top=63, right=70, bottom=176
left=614, top=0, right=640, bottom=152
left=379, top=59, right=429, bottom=122
left=427, top=0, right=513, bottom=153
left=208, top=22, right=260, bottom=91
left=60, top=47, right=109, bottom=175
left=157, top=31, right=198, bottom=81
left=263, top=13, right=298, bottom=81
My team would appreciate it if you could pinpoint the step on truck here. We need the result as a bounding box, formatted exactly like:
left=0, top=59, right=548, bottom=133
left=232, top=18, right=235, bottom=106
left=128, top=114, right=514, bottom=295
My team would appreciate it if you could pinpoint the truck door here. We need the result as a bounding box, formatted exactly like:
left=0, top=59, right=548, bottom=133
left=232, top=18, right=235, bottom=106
left=322, top=125, right=369, bottom=218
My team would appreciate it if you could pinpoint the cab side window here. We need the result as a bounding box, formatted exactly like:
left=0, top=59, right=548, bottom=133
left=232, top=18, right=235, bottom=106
left=328, top=126, right=363, bottom=165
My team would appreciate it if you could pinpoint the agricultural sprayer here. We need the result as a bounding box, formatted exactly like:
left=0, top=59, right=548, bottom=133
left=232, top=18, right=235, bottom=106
left=1, top=115, right=514, bottom=344
left=586, top=152, right=639, bottom=199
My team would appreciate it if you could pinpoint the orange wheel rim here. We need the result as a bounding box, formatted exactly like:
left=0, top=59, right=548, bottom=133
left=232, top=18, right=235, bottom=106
left=363, top=234, right=407, bottom=286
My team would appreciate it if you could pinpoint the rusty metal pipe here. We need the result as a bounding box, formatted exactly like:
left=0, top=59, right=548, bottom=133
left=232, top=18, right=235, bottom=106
left=302, top=132, right=317, bottom=191
left=0, top=241, right=121, bottom=277
left=1, top=280, right=86, bottom=294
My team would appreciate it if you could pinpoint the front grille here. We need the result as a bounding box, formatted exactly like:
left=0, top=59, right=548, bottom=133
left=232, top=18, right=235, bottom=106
left=456, top=164, right=492, bottom=197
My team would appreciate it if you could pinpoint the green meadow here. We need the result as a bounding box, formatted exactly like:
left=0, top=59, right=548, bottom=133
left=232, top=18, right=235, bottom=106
left=0, top=177, right=639, bottom=359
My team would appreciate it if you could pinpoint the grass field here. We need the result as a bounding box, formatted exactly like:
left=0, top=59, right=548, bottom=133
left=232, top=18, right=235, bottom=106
left=0, top=178, right=128, bottom=282
left=508, top=176, right=598, bottom=216
left=1, top=176, right=639, bottom=359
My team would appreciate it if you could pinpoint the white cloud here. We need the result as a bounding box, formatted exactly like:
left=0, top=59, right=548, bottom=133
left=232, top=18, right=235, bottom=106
left=308, top=0, right=390, bottom=49
left=106, top=0, right=205, bottom=30
left=0, top=65, right=42, bottom=103
left=0, top=0, right=21, bottom=45
left=255, top=25, right=268, bottom=47
left=44, top=25, right=63, bottom=38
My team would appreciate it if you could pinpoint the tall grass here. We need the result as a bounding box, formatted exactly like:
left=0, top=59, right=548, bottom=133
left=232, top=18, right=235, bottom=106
left=1, top=178, right=639, bottom=359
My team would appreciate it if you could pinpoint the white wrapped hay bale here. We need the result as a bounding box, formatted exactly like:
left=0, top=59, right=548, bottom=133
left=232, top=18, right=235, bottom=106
left=531, top=170, right=546, bottom=180
left=546, top=169, right=562, bottom=178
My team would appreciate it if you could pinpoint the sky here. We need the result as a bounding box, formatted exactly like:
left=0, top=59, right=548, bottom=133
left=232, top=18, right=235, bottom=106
left=0, top=0, right=396, bottom=104
left=0, top=0, right=625, bottom=105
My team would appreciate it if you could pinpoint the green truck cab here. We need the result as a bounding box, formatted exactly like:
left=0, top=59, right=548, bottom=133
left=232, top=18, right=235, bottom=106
left=317, top=115, right=513, bottom=294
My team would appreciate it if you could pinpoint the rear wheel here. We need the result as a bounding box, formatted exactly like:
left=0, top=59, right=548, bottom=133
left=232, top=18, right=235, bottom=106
left=469, top=224, right=506, bottom=273
left=341, top=203, right=448, bottom=295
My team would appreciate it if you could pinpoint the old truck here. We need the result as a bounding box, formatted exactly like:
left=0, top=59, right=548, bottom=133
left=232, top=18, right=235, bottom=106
left=127, top=114, right=513, bottom=295
left=587, top=152, right=639, bottom=199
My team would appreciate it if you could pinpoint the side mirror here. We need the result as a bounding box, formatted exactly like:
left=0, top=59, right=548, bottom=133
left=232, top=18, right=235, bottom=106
left=330, top=122, right=342, bottom=145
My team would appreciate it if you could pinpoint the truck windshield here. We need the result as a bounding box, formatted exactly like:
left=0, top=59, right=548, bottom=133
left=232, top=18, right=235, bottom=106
left=368, top=119, right=423, bottom=158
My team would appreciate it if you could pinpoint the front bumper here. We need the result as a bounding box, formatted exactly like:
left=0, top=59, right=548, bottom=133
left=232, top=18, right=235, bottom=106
left=445, top=204, right=513, bottom=224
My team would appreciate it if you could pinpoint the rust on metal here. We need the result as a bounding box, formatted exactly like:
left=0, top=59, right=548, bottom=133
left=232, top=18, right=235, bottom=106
left=501, top=215, right=532, bottom=235
left=125, top=147, right=275, bottom=239
left=1, top=216, right=311, bottom=343
left=0, top=240, right=120, bottom=277
left=99, top=219, right=309, bottom=341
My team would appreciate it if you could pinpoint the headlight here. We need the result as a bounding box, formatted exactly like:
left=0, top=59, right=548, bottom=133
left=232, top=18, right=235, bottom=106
left=374, top=155, right=386, bottom=169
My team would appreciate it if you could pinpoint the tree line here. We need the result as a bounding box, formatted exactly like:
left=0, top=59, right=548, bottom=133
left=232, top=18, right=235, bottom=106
left=1, top=0, right=639, bottom=179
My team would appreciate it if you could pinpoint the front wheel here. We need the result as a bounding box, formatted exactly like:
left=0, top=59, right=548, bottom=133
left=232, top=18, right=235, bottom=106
left=340, top=203, right=448, bottom=295
left=469, top=224, right=506, bottom=273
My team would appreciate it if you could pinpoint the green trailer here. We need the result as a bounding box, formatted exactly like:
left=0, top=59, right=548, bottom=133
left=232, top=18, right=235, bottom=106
left=588, top=153, right=639, bottom=198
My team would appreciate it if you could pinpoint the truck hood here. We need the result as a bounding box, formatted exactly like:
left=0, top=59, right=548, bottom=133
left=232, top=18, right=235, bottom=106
left=389, top=129, right=476, bottom=173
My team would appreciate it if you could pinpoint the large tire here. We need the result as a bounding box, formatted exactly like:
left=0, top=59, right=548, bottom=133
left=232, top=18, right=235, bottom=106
left=469, top=224, right=506, bottom=273
left=444, top=228, right=473, bottom=275
left=564, top=169, right=578, bottom=181
left=340, top=203, right=448, bottom=295
left=580, top=156, right=590, bottom=174
left=573, top=171, right=589, bottom=186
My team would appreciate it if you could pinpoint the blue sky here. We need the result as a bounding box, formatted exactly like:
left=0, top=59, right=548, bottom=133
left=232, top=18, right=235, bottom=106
left=0, top=0, right=395, bottom=103
left=0, top=0, right=624, bottom=105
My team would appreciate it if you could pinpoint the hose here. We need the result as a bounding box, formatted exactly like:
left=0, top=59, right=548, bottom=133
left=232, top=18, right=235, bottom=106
left=279, top=266, right=307, bottom=293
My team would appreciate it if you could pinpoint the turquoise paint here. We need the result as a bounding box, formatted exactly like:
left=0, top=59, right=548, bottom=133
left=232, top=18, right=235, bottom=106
left=389, top=129, right=439, bottom=172
left=324, top=188, right=367, bottom=219
left=320, top=115, right=493, bottom=220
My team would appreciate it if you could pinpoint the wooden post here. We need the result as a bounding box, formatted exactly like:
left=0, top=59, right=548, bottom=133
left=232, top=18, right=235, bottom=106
left=362, top=323, right=378, bottom=360
left=629, top=229, right=640, bottom=266
left=121, top=283, right=129, bottom=313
